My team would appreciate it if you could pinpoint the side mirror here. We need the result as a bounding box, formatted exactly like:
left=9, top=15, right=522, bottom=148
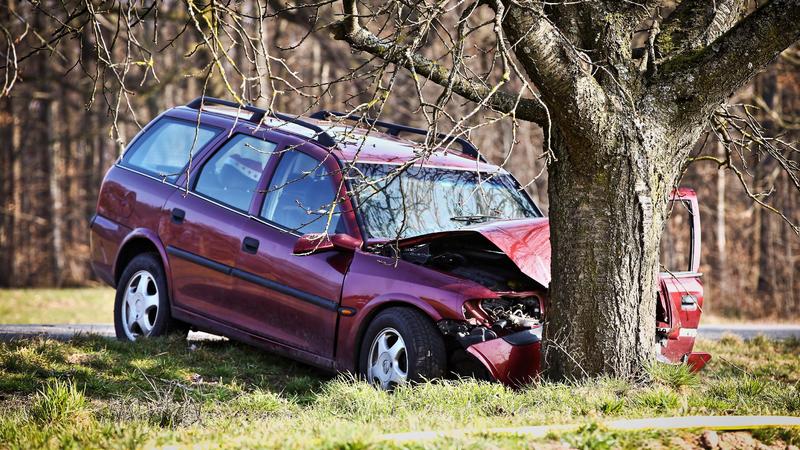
left=293, top=233, right=362, bottom=256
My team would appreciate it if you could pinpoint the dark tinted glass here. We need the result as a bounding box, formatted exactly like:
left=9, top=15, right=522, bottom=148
left=260, top=151, right=345, bottom=234
left=123, top=118, right=219, bottom=181
left=194, top=135, right=275, bottom=211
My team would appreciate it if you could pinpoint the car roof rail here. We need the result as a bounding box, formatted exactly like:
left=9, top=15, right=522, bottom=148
left=310, top=110, right=487, bottom=163
left=186, top=97, right=337, bottom=148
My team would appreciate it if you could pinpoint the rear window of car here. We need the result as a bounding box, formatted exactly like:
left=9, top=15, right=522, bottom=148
left=121, top=118, right=220, bottom=182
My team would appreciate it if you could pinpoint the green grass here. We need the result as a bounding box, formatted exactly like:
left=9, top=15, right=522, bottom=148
left=0, top=334, right=797, bottom=449
left=0, top=289, right=798, bottom=447
left=29, top=379, right=89, bottom=425
left=0, top=288, right=113, bottom=324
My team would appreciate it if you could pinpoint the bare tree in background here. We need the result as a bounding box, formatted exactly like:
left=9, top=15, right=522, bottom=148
left=1, top=0, right=799, bottom=379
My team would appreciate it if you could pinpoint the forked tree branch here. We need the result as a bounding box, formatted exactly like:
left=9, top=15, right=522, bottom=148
left=655, top=0, right=800, bottom=119
left=655, top=0, right=748, bottom=58
left=499, top=0, right=610, bottom=146
left=330, top=0, right=549, bottom=125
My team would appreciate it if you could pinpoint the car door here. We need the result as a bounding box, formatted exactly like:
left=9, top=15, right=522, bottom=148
left=658, top=189, right=704, bottom=361
left=231, top=139, right=357, bottom=357
left=160, top=134, right=275, bottom=323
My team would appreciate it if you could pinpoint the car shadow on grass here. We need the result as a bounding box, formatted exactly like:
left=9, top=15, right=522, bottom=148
left=0, top=333, right=331, bottom=404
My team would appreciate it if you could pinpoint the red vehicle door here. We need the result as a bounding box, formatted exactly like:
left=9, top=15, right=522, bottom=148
left=159, top=134, right=274, bottom=323
left=231, top=138, right=359, bottom=358
left=657, top=189, right=705, bottom=364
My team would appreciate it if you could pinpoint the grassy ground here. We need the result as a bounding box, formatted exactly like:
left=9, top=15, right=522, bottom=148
left=0, top=288, right=798, bottom=448
left=0, top=288, right=113, bottom=324
left=0, top=333, right=797, bottom=449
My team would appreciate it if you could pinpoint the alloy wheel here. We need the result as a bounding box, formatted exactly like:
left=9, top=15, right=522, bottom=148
left=121, top=270, right=159, bottom=340
left=367, top=327, right=408, bottom=390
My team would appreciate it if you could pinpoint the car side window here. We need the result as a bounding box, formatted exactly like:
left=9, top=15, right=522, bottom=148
left=122, top=118, right=219, bottom=181
left=194, top=135, right=276, bottom=212
left=260, top=151, right=345, bottom=234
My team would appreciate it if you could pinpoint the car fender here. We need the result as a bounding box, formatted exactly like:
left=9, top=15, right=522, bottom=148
left=358, top=293, right=445, bottom=323
left=334, top=293, right=445, bottom=373
left=114, top=228, right=172, bottom=296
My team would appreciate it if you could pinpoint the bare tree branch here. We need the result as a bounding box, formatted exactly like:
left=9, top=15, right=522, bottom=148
left=499, top=0, right=610, bottom=145
left=330, top=0, right=549, bottom=125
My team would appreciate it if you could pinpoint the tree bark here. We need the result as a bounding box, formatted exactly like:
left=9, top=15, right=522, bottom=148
left=544, top=126, right=672, bottom=378
left=47, top=98, right=65, bottom=287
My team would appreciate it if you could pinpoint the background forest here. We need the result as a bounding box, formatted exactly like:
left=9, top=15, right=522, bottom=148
left=0, top=0, right=797, bottom=320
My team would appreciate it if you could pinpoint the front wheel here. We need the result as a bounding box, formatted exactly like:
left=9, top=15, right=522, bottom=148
left=359, top=307, right=446, bottom=390
left=114, top=253, right=187, bottom=341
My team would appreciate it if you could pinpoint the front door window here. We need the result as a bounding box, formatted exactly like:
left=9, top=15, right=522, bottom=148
left=260, top=151, right=345, bottom=234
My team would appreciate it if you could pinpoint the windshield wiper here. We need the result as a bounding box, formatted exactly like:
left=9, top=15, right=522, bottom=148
left=450, top=214, right=500, bottom=224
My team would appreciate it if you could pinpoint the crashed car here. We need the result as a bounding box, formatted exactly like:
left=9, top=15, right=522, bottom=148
left=90, top=97, right=708, bottom=389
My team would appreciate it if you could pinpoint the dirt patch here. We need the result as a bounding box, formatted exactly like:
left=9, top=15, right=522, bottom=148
left=692, top=430, right=791, bottom=450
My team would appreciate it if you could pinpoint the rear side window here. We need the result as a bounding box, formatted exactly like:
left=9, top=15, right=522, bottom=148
left=194, top=135, right=276, bottom=211
left=260, top=151, right=345, bottom=234
left=122, top=118, right=219, bottom=181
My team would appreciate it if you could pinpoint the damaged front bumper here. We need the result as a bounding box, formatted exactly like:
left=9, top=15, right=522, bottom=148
left=466, top=328, right=541, bottom=386
left=439, top=318, right=542, bottom=387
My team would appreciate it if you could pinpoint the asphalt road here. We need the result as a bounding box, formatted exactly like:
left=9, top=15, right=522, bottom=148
left=0, top=323, right=798, bottom=341
left=694, top=323, right=800, bottom=340
left=0, top=324, right=224, bottom=341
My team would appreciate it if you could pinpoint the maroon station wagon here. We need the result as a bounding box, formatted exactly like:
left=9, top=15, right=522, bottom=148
left=90, top=97, right=710, bottom=389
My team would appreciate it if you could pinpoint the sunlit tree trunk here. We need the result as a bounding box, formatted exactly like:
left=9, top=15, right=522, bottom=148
left=0, top=95, right=13, bottom=287
left=47, top=98, right=65, bottom=287
left=716, top=140, right=727, bottom=313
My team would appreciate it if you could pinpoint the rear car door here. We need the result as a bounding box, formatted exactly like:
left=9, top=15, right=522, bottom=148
left=657, top=189, right=704, bottom=361
left=231, top=139, right=356, bottom=358
left=93, top=116, right=222, bottom=284
left=160, top=134, right=275, bottom=324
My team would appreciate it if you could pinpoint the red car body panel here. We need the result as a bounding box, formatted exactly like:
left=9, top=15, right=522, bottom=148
left=389, top=217, right=552, bottom=288
left=90, top=101, right=708, bottom=386
left=468, top=335, right=542, bottom=386
left=335, top=249, right=498, bottom=372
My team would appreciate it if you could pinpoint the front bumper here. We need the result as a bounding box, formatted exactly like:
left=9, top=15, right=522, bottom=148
left=466, top=329, right=541, bottom=387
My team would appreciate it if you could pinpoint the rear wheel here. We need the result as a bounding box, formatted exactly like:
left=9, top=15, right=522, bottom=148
left=359, top=307, right=446, bottom=390
left=114, top=253, right=187, bottom=341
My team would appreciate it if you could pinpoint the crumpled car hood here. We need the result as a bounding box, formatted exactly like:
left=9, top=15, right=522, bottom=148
left=394, top=218, right=552, bottom=288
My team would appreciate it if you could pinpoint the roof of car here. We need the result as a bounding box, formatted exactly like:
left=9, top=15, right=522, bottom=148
left=267, top=116, right=502, bottom=172
left=180, top=100, right=504, bottom=173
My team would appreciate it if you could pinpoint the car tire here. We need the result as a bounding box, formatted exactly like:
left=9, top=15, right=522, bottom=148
left=359, top=307, right=446, bottom=390
left=114, top=252, right=188, bottom=341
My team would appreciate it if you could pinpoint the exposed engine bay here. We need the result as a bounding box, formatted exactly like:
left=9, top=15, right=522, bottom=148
left=438, top=293, right=544, bottom=345
left=396, top=237, right=539, bottom=292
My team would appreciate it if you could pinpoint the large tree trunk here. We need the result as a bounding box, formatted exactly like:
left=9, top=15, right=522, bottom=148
left=544, top=126, right=676, bottom=379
